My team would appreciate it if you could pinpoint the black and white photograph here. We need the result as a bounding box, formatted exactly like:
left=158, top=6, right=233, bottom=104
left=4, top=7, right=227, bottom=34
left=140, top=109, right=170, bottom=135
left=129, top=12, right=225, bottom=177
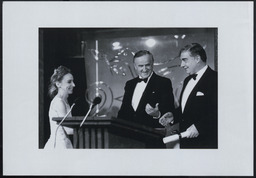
left=3, top=1, right=253, bottom=176
left=39, top=28, right=218, bottom=149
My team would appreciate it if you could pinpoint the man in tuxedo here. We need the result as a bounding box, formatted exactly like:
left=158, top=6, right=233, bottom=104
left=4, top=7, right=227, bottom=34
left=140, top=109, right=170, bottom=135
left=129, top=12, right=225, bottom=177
left=118, top=50, right=175, bottom=128
left=159, top=43, right=217, bottom=148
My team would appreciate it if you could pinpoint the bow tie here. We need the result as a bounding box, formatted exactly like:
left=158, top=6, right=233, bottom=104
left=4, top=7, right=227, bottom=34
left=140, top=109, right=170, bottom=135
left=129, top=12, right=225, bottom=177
left=188, top=74, right=198, bottom=80
left=137, top=77, right=148, bottom=83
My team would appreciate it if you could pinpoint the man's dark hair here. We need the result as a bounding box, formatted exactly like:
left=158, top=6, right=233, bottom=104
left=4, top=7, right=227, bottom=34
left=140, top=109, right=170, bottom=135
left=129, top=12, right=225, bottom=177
left=179, top=43, right=207, bottom=62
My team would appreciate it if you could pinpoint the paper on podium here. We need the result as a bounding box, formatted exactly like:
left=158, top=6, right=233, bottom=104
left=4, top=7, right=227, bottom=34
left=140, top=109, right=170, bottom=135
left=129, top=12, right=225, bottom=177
left=163, top=131, right=190, bottom=144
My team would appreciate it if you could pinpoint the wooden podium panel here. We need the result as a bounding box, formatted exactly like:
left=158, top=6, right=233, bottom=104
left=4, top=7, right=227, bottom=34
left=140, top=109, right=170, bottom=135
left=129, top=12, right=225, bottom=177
left=53, top=116, right=166, bottom=149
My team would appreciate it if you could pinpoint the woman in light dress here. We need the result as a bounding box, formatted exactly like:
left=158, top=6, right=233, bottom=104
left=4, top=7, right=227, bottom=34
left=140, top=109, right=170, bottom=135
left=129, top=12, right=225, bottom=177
left=44, top=66, right=75, bottom=149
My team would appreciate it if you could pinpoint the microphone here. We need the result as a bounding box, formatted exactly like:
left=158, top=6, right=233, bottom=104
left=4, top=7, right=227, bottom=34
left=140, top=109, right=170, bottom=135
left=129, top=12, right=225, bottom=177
left=92, top=96, right=102, bottom=106
left=54, top=102, right=76, bottom=148
left=79, top=96, right=102, bottom=127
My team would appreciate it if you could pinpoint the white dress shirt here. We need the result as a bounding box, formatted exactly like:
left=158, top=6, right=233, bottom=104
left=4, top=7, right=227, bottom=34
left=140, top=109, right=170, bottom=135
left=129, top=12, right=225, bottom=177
left=132, top=72, right=153, bottom=111
left=181, top=65, right=208, bottom=113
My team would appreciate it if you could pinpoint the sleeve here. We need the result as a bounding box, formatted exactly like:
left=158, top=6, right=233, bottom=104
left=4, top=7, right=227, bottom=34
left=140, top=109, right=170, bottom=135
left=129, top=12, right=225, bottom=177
left=172, top=107, right=182, bottom=124
left=158, top=79, right=176, bottom=118
left=194, top=75, right=217, bottom=137
left=117, top=82, right=131, bottom=119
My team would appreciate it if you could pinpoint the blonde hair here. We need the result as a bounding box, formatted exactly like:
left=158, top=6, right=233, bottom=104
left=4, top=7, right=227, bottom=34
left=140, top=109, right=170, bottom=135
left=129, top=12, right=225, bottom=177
left=48, top=66, right=71, bottom=99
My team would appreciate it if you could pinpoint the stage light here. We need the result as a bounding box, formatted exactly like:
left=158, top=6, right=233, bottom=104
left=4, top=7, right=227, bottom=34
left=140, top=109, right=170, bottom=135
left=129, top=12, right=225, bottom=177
left=112, top=42, right=122, bottom=50
left=145, top=39, right=156, bottom=47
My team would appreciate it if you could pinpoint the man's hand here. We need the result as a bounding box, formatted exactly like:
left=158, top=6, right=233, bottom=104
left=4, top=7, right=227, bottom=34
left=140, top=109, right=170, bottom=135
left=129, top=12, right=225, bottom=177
left=186, top=124, right=199, bottom=138
left=159, top=112, right=174, bottom=126
left=145, top=103, right=160, bottom=118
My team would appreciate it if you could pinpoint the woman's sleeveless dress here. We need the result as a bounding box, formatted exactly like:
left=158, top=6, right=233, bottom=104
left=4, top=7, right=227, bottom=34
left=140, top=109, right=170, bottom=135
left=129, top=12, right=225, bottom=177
left=44, top=97, right=73, bottom=149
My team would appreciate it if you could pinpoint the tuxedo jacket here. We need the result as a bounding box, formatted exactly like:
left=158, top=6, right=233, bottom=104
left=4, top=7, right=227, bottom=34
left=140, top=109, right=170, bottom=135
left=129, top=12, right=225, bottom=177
left=174, top=67, right=218, bottom=148
left=118, top=72, right=175, bottom=128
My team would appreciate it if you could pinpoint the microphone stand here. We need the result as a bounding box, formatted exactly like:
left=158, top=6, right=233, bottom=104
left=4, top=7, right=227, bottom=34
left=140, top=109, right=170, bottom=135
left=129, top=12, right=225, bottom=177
left=79, top=96, right=101, bottom=127
left=54, top=103, right=75, bottom=148
left=79, top=103, right=94, bottom=127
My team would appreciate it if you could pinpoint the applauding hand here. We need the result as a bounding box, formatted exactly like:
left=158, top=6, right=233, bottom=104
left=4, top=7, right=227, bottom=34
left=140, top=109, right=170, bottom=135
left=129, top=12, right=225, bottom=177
left=145, top=103, right=160, bottom=118
left=159, top=112, right=174, bottom=126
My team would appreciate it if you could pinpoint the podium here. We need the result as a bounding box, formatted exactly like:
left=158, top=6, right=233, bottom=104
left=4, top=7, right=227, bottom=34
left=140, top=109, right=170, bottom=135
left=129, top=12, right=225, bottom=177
left=53, top=116, right=166, bottom=148
left=53, top=116, right=166, bottom=149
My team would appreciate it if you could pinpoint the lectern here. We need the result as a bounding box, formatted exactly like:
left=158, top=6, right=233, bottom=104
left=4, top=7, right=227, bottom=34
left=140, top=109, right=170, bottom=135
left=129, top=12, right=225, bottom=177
left=53, top=116, right=166, bottom=148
